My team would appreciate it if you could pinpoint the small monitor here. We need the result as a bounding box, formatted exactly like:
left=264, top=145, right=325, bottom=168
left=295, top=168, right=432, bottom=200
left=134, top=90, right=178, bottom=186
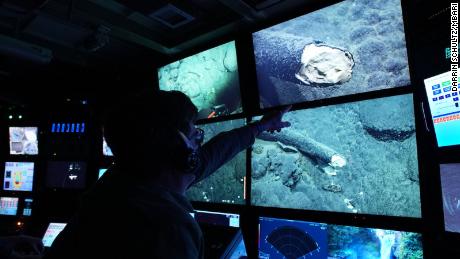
left=102, top=137, right=113, bottom=156
left=23, top=198, right=33, bottom=216
left=98, top=168, right=108, bottom=179
left=3, top=162, right=34, bottom=192
left=46, top=161, right=87, bottom=189
left=251, top=94, right=421, bottom=217
left=0, top=197, right=19, bottom=216
left=42, top=223, right=67, bottom=247
left=423, top=71, right=460, bottom=147
left=51, top=122, right=85, bottom=133
left=9, top=127, right=38, bottom=155
left=259, top=217, right=423, bottom=259
left=253, top=0, right=410, bottom=108
left=440, top=163, right=460, bottom=233
left=193, top=210, right=240, bottom=228
left=186, top=119, right=246, bottom=204
left=158, top=41, right=242, bottom=120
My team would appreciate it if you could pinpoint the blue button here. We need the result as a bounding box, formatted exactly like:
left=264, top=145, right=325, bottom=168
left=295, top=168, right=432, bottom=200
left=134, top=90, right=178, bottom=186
left=454, top=97, right=459, bottom=101
left=446, top=94, right=451, bottom=98
left=432, top=84, right=440, bottom=90
left=433, top=90, right=442, bottom=95
left=453, top=92, right=458, bottom=96
left=433, top=97, right=438, bottom=101
left=439, top=96, right=445, bottom=100
left=443, top=86, right=452, bottom=92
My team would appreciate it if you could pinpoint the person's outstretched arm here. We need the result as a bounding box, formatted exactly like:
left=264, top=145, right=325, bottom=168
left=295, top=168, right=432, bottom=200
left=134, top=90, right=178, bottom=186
left=191, top=106, right=291, bottom=184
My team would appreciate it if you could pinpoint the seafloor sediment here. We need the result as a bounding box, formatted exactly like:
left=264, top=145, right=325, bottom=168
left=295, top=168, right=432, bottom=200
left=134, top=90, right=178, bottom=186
left=187, top=119, right=246, bottom=204
left=158, top=41, right=241, bottom=119
left=252, top=94, right=421, bottom=217
left=441, top=163, right=460, bottom=233
left=253, top=0, right=410, bottom=108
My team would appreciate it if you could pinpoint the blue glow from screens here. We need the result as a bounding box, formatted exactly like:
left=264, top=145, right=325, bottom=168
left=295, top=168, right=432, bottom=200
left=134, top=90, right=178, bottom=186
left=446, top=48, right=451, bottom=59
left=0, top=197, right=19, bottom=216
left=251, top=94, right=420, bottom=217
left=103, top=137, right=114, bottom=156
left=424, top=72, right=460, bottom=147
left=194, top=210, right=240, bottom=228
left=3, top=162, right=34, bottom=192
left=158, top=41, right=242, bottom=120
left=252, top=0, right=410, bottom=108
left=229, top=236, right=247, bottom=259
left=259, top=217, right=423, bottom=259
left=259, top=217, right=327, bottom=259
left=440, top=163, right=460, bottom=233
left=98, top=168, right=108, bottom=179
left=51, top=123, right=86, bottom=134
left=46, top=161, right=87, bottom=189
left=186, top=119, right=246, bottom=204
left=42, top=223, right=67, bottom=247
left=9, top=127, right=39, bottom=155
left=23, top=198, right=33, bottom=216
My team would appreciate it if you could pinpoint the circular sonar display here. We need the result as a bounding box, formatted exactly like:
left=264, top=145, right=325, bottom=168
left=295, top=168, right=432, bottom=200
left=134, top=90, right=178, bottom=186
left=267, top=226, right=320, bottom=259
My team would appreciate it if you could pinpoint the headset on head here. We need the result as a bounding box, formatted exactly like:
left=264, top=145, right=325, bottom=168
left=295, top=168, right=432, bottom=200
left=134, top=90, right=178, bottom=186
left=176, top=128, right=203, bottom=174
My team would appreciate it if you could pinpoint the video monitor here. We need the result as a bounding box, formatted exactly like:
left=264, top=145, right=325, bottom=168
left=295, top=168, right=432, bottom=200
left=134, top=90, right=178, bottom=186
left=253, top=0, right=410, bottom=108
left=193, top=210, right=240, bottom=228
left=222, top=230, right=247, bottom=259
left=3, top=162, right=34, bottom=192
left=186, top=119, right=246, bottom=204
left=46, top=161, right=87, bottom=189
left=251, top=94, right=421, bottom=217
left=102, top=137, right=113, bottom=156
left=23, top=198, right=33, bottom=216
left=259, top=217, right=423, bottom=259
left=423, top=71, right=460, bottom=147
left=42, top=223, right=67, bottom=247
left=158, top=41, right=242, bottom=120
left=440, top=163, right=460, bottom=233
left=0, top=197, right=19, bottom=216
left=9, top=127, right=38, bottom=155
left=98, top=168, right=108, bottom=179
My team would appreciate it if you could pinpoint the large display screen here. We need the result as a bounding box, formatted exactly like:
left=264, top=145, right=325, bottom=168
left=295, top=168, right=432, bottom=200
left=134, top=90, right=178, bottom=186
left=9, top=127, right=39, bottom=155
left=158, top=41, right=242, bottom=120
left=253, top=0, right=410, bottom=108
left=259, top=217, right=423, bottom=259
left=0, top=197, right=19, bottom=216
left=186, top=119, right=246, bottom=204
left=251, top=94, right=421, bottom=217
left=440, top=163, right=460, bottom=233
left=46, top=161, right=87, bottom=189
left=423, top=71, right=460, bottom=147
left=3, top=162, right=35, bottom=192
left=42, top=223, right=67, bottom=247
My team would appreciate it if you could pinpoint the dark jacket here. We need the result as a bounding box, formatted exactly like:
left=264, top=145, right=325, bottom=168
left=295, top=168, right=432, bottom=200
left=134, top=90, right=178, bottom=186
left=43, top=125, right=256, bottom=259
